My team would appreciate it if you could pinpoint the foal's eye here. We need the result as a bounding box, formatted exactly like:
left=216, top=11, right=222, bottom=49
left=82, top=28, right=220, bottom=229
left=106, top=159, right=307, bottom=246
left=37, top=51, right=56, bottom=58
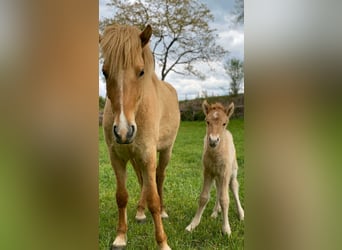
left=223, top=123, right=226, bottom=126
left=206, top=121, right=210, bottom=125
left=139, top=69, right=144, bottom=77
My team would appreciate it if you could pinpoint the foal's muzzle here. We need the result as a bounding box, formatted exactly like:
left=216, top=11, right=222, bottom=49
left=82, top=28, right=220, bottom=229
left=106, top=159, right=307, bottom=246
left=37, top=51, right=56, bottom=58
left=209, top=136, right=220, bottom=148
left=113, top=124, right=136, bottom=144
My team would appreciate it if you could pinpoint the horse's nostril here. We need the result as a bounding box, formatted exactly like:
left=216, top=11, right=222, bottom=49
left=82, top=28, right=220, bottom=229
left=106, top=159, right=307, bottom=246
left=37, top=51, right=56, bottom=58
left=113, top=125, right=120, bottom=138
left=127, top=125, right=135, bottom=139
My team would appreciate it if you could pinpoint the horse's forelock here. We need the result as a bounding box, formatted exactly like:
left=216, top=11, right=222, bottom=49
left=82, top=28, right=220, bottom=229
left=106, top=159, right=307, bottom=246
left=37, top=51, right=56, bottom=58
left=100, top=24, right=154, bottom=79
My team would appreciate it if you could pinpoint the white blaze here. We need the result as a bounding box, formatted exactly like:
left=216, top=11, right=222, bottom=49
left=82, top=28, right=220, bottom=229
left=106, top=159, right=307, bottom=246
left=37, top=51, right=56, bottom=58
left=118, top=71, right=128, bottom=133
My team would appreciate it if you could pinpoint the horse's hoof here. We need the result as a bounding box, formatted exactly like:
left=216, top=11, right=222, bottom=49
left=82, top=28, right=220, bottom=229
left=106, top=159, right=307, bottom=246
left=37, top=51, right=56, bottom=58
left=135, top=212, right=147, bottom=223
left=135, top=217, right=147, bottom=223
left=135, top=210, right=147, bottom=223
left=112, top=235, right=127, bottom=250
left=111, top=246, right=126, bottom=250
left=159, top=242, right=171, bottom=250
left=161, top=210, right=169, bottom=219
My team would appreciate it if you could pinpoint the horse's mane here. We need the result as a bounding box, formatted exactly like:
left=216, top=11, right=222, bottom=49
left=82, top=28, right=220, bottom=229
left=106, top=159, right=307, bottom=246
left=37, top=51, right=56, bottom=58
left=100, top=24, right=154, bottom=79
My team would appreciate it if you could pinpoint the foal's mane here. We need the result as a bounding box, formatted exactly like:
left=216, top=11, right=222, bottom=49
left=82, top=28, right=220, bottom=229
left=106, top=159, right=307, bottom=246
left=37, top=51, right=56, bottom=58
left=208, top=103, right=226, bottom=113
left=100, top=24, right=154, bottom=79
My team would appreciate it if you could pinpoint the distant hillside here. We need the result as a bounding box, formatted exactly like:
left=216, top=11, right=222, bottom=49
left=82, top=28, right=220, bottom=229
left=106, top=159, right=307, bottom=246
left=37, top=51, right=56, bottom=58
left=179, top=94, right=244, bottom=121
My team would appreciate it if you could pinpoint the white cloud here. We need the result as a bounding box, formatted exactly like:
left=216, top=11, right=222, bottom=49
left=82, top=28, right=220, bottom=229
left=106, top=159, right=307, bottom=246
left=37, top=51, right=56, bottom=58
left=99, top=76, right=106, bottom=97
left=99, top=0, right=113, bottom=21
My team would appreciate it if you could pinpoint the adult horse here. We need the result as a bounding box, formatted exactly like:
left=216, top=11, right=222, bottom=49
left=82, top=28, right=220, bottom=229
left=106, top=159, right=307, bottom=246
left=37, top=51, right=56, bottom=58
left=100, top=24, right=180, bottom=250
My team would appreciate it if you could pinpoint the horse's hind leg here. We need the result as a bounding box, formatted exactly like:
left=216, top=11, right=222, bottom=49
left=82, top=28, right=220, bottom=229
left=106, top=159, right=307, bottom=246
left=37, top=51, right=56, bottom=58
left=131, top=159, right=147, bottom=222
left=110, top=155, right=129, bottom=249
left=157, top=148, right=172, bottom=218
left=230, top=159, right=244, bottom=221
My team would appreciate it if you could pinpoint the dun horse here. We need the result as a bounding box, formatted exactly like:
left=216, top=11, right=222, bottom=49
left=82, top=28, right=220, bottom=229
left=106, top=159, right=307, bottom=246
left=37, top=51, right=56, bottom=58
left=186, top=101, right=244, bottom=236
left=100, top=24, right=180, bottom=250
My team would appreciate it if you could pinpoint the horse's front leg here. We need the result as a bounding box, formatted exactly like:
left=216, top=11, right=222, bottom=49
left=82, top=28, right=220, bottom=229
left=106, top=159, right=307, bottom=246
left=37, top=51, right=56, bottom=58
left=186, top=170, right=213, bottom=232
left=141, top=151, right=171, bottom=250
left=110, top=155, right=129, bottom=249
left=217, top=176, right=231, bottom=236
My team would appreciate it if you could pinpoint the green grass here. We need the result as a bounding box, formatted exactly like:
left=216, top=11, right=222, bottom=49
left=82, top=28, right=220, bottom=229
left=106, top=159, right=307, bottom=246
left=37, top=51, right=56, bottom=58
left=99, top=119, right=244, bottom=249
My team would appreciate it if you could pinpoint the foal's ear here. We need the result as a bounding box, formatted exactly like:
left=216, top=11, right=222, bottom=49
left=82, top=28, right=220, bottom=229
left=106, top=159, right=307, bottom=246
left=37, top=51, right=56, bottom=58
left=202, top=100, right=210, bottom=116
left=140, top=24, right=152, bottom=48
left=226, top=102, right=234, bottom=118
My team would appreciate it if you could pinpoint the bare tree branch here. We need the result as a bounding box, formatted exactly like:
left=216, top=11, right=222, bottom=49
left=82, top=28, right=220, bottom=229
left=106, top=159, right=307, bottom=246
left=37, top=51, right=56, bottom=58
left=101, top=0, right=228, bottom=80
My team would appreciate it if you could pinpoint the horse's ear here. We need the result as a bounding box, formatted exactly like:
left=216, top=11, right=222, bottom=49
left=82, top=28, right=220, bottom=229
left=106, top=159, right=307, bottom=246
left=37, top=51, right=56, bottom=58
left=226, top=102, right=234, bottom=118
left=140, top=24, right=152, bottom=48
left=202, top=100, right=210, bottom=116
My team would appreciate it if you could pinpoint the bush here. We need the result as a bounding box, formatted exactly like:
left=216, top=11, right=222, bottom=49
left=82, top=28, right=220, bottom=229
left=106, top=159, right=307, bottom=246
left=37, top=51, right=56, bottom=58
left=181, top=111, right=194, bottom=121
left=193, top=111, right=205, bottom=121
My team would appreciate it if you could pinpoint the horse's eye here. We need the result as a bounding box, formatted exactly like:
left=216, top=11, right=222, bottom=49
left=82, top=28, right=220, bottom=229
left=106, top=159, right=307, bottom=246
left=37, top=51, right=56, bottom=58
left=139, top=69, right=144, bottom=77
left=223, top=123, right=226, bottom=126
left=206, top=121, right=209, bottom=125
left=102, top=69, right=108, bottom=79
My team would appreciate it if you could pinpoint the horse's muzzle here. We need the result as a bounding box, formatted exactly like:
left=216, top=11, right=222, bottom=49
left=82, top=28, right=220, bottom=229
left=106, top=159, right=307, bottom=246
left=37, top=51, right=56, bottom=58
left=113, top=124, right=136, bottom=144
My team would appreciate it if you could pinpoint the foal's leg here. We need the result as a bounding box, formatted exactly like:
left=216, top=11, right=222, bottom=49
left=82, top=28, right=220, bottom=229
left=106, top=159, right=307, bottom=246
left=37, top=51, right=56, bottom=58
left=186, top=171, right=213, bottom=232
left=217, top=175, right=231, bottom=236
left=110, top=156, right=129, bottom=248
left=157, top=148, right=172, bottom=218
left=131, top=159, right=147, bottom=222
left=141, top=151, right=170, bottom=250
left=211, top=179, right=222, bottom=218
left=230, top=159, right=244, bottom=220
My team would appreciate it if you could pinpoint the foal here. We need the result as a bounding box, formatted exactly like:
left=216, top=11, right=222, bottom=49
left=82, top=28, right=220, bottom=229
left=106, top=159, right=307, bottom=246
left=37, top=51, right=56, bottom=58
left=186, top=100, right=244, bottom=236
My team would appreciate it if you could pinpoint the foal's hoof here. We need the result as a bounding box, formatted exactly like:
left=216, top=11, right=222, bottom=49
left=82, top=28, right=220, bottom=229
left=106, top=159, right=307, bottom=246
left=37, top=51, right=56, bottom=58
left=211, top=211, right=219, bottom=218
left=185, top=224, right=195, bottom=232
left=239, top=210, right=245, bottom=221
left=222, top=226, right=232, bottom=237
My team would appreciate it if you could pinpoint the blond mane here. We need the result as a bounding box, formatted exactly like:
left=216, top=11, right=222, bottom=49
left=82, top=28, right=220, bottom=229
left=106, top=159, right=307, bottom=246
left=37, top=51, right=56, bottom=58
left=208, top=103, right=226, bottom=113
left=100, top=24, right=154, bottom=79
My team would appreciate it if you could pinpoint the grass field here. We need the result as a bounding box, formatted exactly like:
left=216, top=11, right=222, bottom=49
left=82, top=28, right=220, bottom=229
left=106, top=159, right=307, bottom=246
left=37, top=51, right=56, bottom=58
left=99, top=119, right=244, bottom=250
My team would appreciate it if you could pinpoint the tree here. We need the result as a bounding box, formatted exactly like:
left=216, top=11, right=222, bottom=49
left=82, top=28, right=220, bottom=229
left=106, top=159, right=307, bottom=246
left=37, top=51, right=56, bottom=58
left=99, top=96, right=106, bottom=110
left=232, top=0, right=244, bottom=25
left=100, top=0, right=227, bottom=80
left=224, top=58, right=244, bottom=96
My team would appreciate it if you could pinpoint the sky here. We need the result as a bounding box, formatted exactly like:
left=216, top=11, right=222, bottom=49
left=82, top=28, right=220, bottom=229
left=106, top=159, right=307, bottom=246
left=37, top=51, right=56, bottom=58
left=99, top=0, right=244, bottom=100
